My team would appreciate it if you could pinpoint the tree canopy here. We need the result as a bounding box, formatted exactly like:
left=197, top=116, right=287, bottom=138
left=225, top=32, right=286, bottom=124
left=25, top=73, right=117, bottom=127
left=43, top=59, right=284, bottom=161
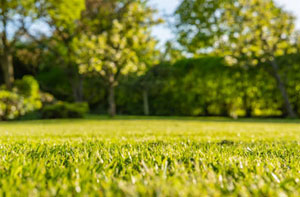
left=74, top=0, right=160, bottom=116
left=175, top=0, right=300, bottom=117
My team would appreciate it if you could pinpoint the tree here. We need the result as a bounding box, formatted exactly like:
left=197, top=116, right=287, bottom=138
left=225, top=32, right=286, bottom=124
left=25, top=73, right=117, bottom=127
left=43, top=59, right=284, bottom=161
left=75, top=0, right=160, bottom=116
left=0, top=0, right=37, bottom=89
left=0, top=0, right=85, bottom=93
left=175, top=0, right=299, bottom=117
left=36, top=0, right=86, bottom=102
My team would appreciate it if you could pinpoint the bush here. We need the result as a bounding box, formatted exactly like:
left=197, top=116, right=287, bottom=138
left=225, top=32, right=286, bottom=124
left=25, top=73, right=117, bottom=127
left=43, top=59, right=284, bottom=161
left=0, top=90, right=23, bottom=120
left=0, top=76, right=42, bottom=120
left=14, top=75, right=42, bottom=113
left=41, top=102, right=89, bottom=119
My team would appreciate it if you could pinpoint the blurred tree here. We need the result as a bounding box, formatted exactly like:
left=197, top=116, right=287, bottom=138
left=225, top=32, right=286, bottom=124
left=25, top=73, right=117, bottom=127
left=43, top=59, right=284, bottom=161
left=175, top=0, right=225, bottom=54
left=0, top=0, right=85, bottom=96
left=75, top=0, right=160, bottom=116
left=0, top=0, right=38, bottom=89
left=38, top=0, right=86, bottom=102
left=175, top=0, right=299, bottom=117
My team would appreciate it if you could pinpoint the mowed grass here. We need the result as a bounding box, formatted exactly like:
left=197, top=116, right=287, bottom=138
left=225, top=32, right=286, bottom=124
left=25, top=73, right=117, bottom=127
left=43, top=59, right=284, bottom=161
left=0, top=116, right=300, bottom=196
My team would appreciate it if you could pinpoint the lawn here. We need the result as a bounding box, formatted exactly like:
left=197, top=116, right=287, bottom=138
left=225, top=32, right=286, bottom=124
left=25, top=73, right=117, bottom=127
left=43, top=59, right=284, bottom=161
left=0, top=116, right=300, bottom=196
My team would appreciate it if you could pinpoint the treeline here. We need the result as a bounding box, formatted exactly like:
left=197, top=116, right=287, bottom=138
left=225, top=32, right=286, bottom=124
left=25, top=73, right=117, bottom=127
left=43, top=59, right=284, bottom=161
left=98, top=56, right=300, bottom=117
left=1, top=0, right=300, bottom=119
left=9, top=55, right=300, bottom=118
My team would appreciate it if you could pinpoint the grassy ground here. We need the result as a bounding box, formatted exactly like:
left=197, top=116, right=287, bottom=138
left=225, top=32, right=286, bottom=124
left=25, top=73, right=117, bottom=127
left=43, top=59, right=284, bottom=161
left=0, top=116, right=300, bottom=196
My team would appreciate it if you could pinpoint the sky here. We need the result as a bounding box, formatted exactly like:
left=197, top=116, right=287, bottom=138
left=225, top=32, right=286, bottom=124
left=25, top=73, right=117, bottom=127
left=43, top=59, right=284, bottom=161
left=150, top=0, right=300, bottom=45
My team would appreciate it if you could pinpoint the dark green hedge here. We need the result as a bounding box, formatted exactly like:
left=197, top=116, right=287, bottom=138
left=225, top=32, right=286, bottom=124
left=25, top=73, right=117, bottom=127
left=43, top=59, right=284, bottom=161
left=115, top=56, right=300, bottom=117
left=41, top=102, right=89, bottom=119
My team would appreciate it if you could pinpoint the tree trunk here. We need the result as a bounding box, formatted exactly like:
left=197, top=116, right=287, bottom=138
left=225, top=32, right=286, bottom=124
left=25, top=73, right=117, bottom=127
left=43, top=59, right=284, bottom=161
left=78, top=76, right=84, bottom=101
left=72, top=75, right=84, bottom=102
left=270, top=60, right=297, bottom=118
left=1, top=14, right=14, bottom=89
left=143, top=89, right=149, bottom=115
left=108, top=81, right=116, bottom=117
left=1, top=51, right=14, bottom=89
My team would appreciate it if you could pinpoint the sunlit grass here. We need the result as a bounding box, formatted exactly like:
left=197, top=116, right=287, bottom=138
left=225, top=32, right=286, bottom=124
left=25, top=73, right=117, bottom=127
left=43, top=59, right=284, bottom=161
left=0, top=116, right=300, bottom=196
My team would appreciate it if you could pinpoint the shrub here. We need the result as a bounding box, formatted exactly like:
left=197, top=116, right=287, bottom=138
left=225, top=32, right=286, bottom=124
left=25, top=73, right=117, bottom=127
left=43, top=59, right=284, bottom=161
left=0, top=90, right=23, bottom=120
left=14, top=75, right=42, bottom=113
left=41, top=102, right=89, bottom=119
left=0, top=76, right=42, bottom=120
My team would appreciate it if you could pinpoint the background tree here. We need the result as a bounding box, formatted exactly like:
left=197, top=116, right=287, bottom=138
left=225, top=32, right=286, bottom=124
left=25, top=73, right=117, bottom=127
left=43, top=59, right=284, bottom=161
left=175, top=0, right=299, bottom=117
left=36, top=0, right=86, bottom=101
left=0, top=0, right=37, bottom=89
left=75, top=0, right=160, bottom=116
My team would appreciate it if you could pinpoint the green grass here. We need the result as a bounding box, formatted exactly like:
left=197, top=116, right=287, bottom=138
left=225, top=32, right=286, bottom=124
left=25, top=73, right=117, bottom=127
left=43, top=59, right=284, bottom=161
left=0, top=116, right=300, bottom=196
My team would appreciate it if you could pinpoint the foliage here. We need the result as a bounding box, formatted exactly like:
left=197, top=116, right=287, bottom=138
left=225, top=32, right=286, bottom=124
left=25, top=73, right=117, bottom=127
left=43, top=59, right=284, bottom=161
left=175, top=0, right=226, bottom=52
left=112, top=57, right=297, bottom=117
left=74, top=0, right=161, bottom=116
left=41, top=101, right=89, bottom=119
left=24, top=55, right=300, bottom=118
left=0, top=0, right=37, bottom=88
left=175, top=0, right=299, bottom=117
left=36, top=65, right=74, bottom=101
left=175, top=0, right=298, bottom=57
left=0, top=75, right=41, bottom=120
left=0, top=117, right=299, bottom=195
left=3, top=0, right=300, bottom=119
left=45, top=0, right=86, bottom=102
left=0, top=90, right=23, bottom=120
left=44, top=0, right=85, bottom=31
left=75, top=0, right=160, bottom=75
left=223, top=0, right=296, bottom=66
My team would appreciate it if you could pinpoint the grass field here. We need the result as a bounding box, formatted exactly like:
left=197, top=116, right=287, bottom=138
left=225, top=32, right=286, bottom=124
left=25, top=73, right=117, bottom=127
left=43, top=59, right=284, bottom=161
left=0, top=116, right=300, bottom=196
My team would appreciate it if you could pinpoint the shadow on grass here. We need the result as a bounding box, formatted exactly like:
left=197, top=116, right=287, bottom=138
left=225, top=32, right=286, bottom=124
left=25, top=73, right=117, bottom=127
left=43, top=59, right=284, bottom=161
left=85, top=114, right=300, bottom=124
left=2, top=114, right=300, bottom=125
